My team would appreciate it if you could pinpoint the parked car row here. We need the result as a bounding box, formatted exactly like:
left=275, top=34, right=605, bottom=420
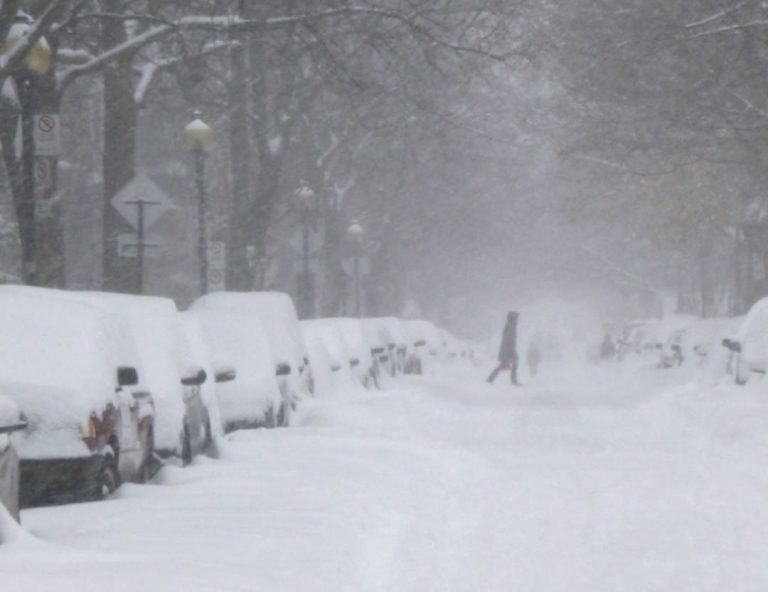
left=0, top=285, right=468, bottom=520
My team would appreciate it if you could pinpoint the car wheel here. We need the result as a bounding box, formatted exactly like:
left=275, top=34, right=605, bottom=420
left=97, top=458, right=119, bottom=500
left=140, top=428, right=154, bottom=483
left=203, top=414, right=213, bottom=450
left=276, top=397, right=287, bottom=427
left=181, top=423, right=193, bottom=466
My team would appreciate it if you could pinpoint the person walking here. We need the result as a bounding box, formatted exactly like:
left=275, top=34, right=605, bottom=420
left=600, top=333, right=616, bottom=360
left=487, top=312, right=520, bottom=385
left=526, top=341, right=541, bottom=377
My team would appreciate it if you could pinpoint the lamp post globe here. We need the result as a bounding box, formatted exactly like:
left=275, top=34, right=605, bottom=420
left=184, top=110, right=216, bottom=153
left=347, top=220, right=364, bottom=243
left=5, top=14, right=52, bottom=75
left=295, top=183, right=316, bottom=211
left=184, top=110, right=215, bottom=296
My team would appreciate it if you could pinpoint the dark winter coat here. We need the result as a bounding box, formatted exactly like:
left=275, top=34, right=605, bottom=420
left=498, top=321, right=518, bottom=364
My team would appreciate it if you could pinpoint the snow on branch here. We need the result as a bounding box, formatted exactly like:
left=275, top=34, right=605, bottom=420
left=688, top=19, right=768, bottom=38
left=133, top=40, right=233, bottom=105
left=685, top=1, right=751, bottom=29
left=59, top=5, right=511, bottom=89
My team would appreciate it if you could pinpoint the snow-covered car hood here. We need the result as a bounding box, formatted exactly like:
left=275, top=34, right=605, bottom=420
left=0, top=383, right=91, bottom=460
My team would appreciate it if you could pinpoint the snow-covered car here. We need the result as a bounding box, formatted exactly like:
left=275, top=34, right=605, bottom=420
left=403, top=320, right=443, bottom=374
left=362, top=319, right=395, bottom=382
left=722, top=298, right=768, bottom=385
left=186, top=307, right=282, bottom=431
left=191, top=292, right=313, bottom=422
left=77, top=292, right=214, bottom=465
left=0, top=395, right=26, bottom=521
left=332, top=318, right=377, bottom=387
left=373, top=317, right=411, bottom=375
left=616, top=319, right=662, bottom=360
left=656, top=317, right=740, bottom=370
left=655, top=315, right=701, bottom=369
left=0, top=287, right=152, bottom=506
left=181, top=314, right=237, bottom=440
left=301, top=319, right=369, bottom=397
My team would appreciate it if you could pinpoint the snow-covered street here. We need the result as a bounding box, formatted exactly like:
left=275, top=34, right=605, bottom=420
left=4, top=360, right=768, bottom=591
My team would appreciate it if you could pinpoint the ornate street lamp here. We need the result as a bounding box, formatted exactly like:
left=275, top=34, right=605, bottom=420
left=184, top=110, right=216, bottom=295
left=5, top=14, right=52, bottom=284
left=295, top=183, right=316, bottom=317
left=346, top=220, right=364, bottom=317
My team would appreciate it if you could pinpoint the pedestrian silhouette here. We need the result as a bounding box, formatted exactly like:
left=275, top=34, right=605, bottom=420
left=487, top=312, right=520, bottom=385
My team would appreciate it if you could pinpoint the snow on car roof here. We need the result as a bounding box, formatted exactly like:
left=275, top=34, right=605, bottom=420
left=0, top=287, right=123, bottom=425
left=191, top=292, right=305, bottom=367
left=403, top=319, right=443, bottom=347
left=301, top=320, right=347, bottom=367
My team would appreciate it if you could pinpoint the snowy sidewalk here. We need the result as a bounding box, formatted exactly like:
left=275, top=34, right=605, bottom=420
left=3, top=361, right=768, bottom=591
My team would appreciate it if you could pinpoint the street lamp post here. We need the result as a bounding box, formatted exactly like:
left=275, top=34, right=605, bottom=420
left=295, top=183, right=316, bottom=318
left=347, top=220, right=364, bottom=317
left=6, top=15, right=52, bottom=284
left=184, top=110, right=215, bottom=296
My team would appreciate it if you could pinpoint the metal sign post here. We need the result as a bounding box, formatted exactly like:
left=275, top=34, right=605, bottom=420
left=124, top=198, right=161, bottom=294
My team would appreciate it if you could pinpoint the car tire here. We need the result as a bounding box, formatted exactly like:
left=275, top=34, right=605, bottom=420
left=181, top=423, right=193, bottom=466
left=203, top=414, right=213, bottom=450
left=140, top=428, right=154, bottom=483
left=277, top=399, right=291, bottom=427
left=97, top=457, right=120, bottom=500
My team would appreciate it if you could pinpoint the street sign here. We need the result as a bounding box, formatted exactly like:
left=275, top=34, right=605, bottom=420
left=111, top=174, right=173, bottom=230
left=208, top=240, right=226, bottom=292
left=34, top=156, right=55, bottom=202
left=209, top=240, right=226, bottom=269
left=33, top=114, right=61, bottom=156
left=208, top=269, right=226, bottom=292
left=117, top=233, right=161, bottom=258
left=34, top=201, right=52, bottom=219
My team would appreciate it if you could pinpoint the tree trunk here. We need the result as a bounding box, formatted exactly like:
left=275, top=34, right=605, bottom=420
left=101, top=9, right=139, bottom=293
left=226, top=40, right=254, bottom=291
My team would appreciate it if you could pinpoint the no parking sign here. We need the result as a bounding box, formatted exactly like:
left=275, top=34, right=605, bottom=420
left=33, top=114, right=61, bottom=156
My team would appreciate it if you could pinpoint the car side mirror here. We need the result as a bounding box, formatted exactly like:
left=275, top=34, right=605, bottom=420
left=414, top=340, right=426, bottom=347
left=0, top=413, right=27, bottom=435
left=214, top=365, right=237, bottom=383
left=349, top=358, right=360, bottom=368
left=181, top=368, right=207, bottom=386
left=276, top=362, right=291, bottom=377
left=330, top=363, right=342, bottom=373
left=117, top=366, right=139, bottom=387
